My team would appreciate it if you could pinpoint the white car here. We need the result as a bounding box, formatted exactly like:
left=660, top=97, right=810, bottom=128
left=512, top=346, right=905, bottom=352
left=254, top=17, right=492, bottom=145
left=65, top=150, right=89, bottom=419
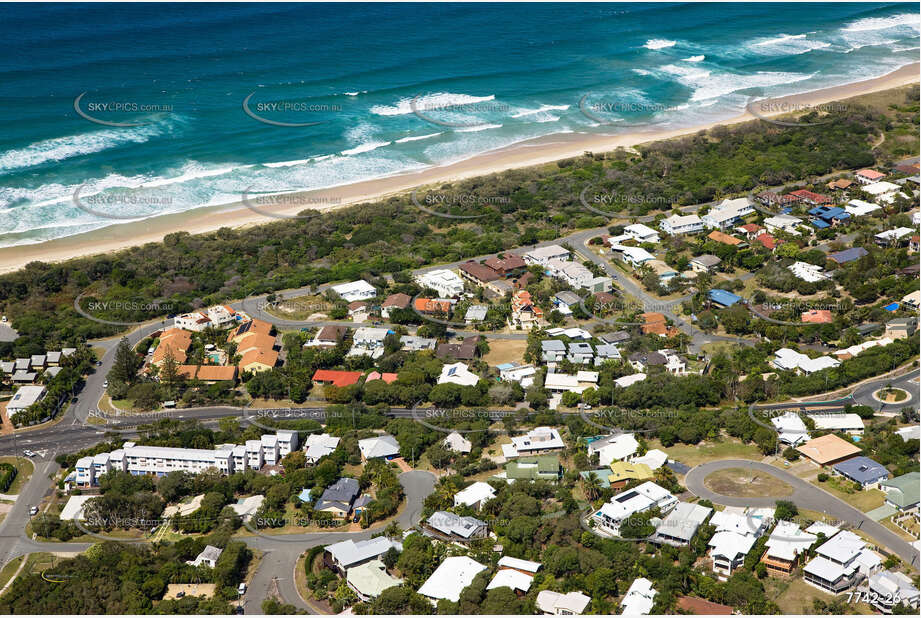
left=29, top=506, right=39, bottom=516
left=103, top=380, right=109, bottom=388
left=237, top=583, right=247, bottom=596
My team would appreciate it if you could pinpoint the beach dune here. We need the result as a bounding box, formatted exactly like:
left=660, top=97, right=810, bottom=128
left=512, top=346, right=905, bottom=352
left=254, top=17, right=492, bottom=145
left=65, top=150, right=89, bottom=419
left=1, top=63, right=917, bottom=275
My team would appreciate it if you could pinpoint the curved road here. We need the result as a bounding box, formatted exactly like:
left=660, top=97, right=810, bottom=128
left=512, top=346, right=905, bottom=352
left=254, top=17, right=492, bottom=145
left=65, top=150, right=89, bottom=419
left=685, top=459, right=918, bottom=567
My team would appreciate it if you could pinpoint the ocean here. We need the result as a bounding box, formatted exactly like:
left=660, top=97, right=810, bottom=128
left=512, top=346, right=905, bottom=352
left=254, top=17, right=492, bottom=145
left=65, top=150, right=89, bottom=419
left=0, top=2, right=918, bottom=247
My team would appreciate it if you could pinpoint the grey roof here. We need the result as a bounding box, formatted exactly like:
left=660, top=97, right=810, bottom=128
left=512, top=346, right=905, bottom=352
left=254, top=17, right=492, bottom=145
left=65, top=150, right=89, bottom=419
left=316, top=477, right=360, bottom=511
left=599, top=331, right=630, bottom=344
left=464, top=305, right=488, bottom=321
left=691, top=254, right=722, bottom=267
left=541, top=340, right=566, bottom=352
left=554, top=291, right=582, bottom=306
left=14, top=358, right=29, bottom=370
left=198, top=545, right=223, bottom=562
left=400, top=335, right=437, bottom=351
left=594, top=343, right=621, bottom=358
left=629, top=351, right=667, bottom=366
left=45, top=351, right=62, bottom=363
left=568, top=342, right=594, bottom=354
left=833, top=456, right=889, bottom=484
left=653, top=502, right=713, bottom=544
left=326, top=537, right=402, bottom=568
left=427, top=511, right=487, bottom=538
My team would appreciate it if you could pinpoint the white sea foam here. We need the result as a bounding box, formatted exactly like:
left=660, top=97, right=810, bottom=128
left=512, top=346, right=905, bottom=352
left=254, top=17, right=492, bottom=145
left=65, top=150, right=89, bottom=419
left=370, top=93, right=495, bottom=116
left=340, top=140, right=392, bottom=155
left=644, top=39, right=677, bottom=50
left=753, top=33, right=807, bottom=46
left=395, top=132, right=442, bottom=143
left=632, top=69, right=654, bottom=76
left=843, top=13, right=920, bottom=33
left=682, top=55, right=705, bottom=62
left=455, top=123, right=503, bottom=133
left=660, top=64, right=816, bottom=102
left=0, top=122, right=168, bottom=173
left=749, top=33, right=831, bottom=55
left=511, top=104, right=570, bottom=118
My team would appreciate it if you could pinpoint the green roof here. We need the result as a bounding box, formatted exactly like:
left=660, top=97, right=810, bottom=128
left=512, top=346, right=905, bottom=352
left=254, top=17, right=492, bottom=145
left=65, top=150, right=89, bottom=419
left=506, top=455, right=561, bottom=480
left=881, top=472, right=920, bottom=508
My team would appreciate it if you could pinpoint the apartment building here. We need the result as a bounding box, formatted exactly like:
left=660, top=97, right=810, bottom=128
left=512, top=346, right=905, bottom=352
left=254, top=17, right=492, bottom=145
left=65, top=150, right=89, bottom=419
left=415, top=269, right=465, bottom=297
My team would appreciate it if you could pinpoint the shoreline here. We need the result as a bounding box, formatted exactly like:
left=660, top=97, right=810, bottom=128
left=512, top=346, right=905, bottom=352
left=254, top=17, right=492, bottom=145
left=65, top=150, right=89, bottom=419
left=1, top=62, right=918, bottom=275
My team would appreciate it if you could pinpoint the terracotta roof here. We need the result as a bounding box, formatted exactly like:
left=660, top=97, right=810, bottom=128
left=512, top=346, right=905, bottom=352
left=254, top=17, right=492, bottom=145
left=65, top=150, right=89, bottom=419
left=676, top=596, right=734, bottom=615
left=739, top=223, right=763, bottom=233
left=414, top=298, right=453, bottom=313
left=312, top=369, right=362, bottom=387
left=382, top=293, right=411, bottom=309
left=707, top=230, right=743, bottom=246
left=802, top=310, right=833, bottom=324
left=177, top=365, right=238, bottom=381
left=827, top=178, right=854, bottom=190
left=365, top=371, right=398, bottom=384
left=789, top=189, right=832, bottom=204
left=236, top=333, right=277, bottom=354
left=754, top=233, right=781, bottom=250
left=796, top=434, right=861, bottom=465
left=641, top=312, right=666, bottom=325
left=152, top=329, right=192, bottom=364
left=484, top=254, right=526, bottom=273
left=856, top=169, right=885, bottom=180
left=229, top=318, right=273, bottom=342
left=347, top=301, right=368, bottom=311
left=238, top=348, right=278, bottom=370
left=459, top=260, right=500, bottom=282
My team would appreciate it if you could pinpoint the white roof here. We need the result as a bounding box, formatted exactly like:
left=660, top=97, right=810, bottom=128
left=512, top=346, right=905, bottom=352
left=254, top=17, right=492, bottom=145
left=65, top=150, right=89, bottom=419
left=788, top=261, right=828, bottom=283
left=805, top=522, right=841, bottom=538
left=304, top=433, right=340, bottom=460
left=876, top=227, right=914, bottom=241
left=869, top=570, right=920, bottom=602
left=862, top=181, right=900, bottom=196
left=709, top=530, right=757, bottom=560
left=327, top=537, right=402, bottom=569
left=358, top=434, right=400, bottom=459
left=591, top=433, right=639, bottom=466
left=845, top=199, right=882, bottom=216
left=661, top=213, right=702, bottom=228
left=331, top=279, right=376, bottom=297
left=60, top=495, right=94, bottom=521
left=261, top=434, right=278, bottom=447
left=454, top=482, right=496, bottom=508
left=437, top=362, right=480, bottom=387
left=231, top=494, right=264, bottom=516
left=487, top=569, right=533, bottom=593
left=537, top=590, right=591, bottom=615
left=620, top=246, right=655, bottom=263
left=710, top=509, right=768, bottom=536
left=417, top=556, right=487, bottom=602
left=836, top=337, right=894, bottom=359
left=443, top=431, right=473, bottom=453
left=808, top=413, right=864, bottom=431
left=509, top=427, right=565, bottom=454
left=765, top=521, right=817, bottom=561
left=804, top=555, right=851, bottom=581
left=614, top=373, right=646, bottom=388
left=497, top=556, right=542, bottom=573
left=526, top=244, right=569, bottom=261
left=620, top=577, right=656, bottom=615
left=816, top=530, right=865, bottom=564
left=634, top=448, right=668, bottom=470
left=7, top=385, right=46, bottom=410
left=772, top=412, right=808, bottom=437
left=624, top=223, right=659, bottom=240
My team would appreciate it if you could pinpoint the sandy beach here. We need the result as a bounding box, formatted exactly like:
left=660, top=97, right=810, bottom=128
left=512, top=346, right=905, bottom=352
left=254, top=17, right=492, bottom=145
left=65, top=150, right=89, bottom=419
left=1, top=62, right=917, bottom=275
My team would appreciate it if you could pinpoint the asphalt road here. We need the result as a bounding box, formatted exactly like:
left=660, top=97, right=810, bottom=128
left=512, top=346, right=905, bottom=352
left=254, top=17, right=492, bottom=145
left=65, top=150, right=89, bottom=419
left=685, top=459, right=919, bottom=568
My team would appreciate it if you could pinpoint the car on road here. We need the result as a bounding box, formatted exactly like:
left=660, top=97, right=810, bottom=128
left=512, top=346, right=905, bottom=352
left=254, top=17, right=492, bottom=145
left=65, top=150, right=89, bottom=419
left=29, top=506, right=38, bottom=516
left=237, top=583, right=246, bottom=596
left=1, top=315, right=6, bottom=322
left=96, top=361, right=102, bottom=367
left=23, top=449, right=36, bottom=457
left=103, top=380, right=108, bottom=388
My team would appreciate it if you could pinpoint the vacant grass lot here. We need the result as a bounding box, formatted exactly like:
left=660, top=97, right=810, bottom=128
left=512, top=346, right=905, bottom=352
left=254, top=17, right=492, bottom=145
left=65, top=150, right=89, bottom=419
left=0, top=456, right=33, bottom=495
left=483, top=339, right=529, bottom=366
left=704, top=467, right=793, bottom=498
left=767, top=577, right=873, bottom=615
left=649, top=437, right=763, bottom=468
left=812, top=478, right=886, bottom=513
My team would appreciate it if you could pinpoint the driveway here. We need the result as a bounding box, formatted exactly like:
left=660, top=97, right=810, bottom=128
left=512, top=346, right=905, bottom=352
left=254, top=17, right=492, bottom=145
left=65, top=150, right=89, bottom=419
left=685, top=459, right=918, bottom=567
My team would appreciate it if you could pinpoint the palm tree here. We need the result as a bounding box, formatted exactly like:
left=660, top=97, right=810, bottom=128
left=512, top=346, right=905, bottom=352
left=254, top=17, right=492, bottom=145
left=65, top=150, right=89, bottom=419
left=581, top=471, right=602, bottom=501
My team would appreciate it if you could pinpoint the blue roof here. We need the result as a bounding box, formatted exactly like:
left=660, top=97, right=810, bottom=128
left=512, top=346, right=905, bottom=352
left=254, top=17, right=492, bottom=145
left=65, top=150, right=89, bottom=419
left=708, top=289, right=742, bottom=307
left=833, top=456, right=889, bottom=484
left=828, top=247, right=868, bottom=264
left=297, top=488, right=313, bottom=503
left=808, top=206, right=826, bottom=216
left=811, top=219, right=831, bottom=229
left=780, top=207, right=793, bottom=214
left=810, top=206, right=849, bottom=221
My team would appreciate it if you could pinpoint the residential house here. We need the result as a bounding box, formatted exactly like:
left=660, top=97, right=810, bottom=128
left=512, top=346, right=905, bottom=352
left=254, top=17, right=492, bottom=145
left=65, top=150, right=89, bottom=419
left=541, top=339, right=566, bottom=363
left=796, top=434, right=861, bottom=467
left=523, top=244, right=570, bottom=266
left=325, top=537, right=403, bottom=575
left=660, top=213, right=704, bottom=236
left=867, top=571, right=920, bottom=614
left=788, top=261, right=829, bottom=283
left=348, top=326, right=392, bottom=359
left=509, top=290, right=544, bottom=329
left=497, top=362, right=536, bottom=387
left=844, top=199, right=882, bottom=217
left=400, top=335, right=437, bottom=351
left=543, top=370, right=599, bottom=394
left=347, top=560, right=403, bottom=602
left=790, top=189, right=832, bottom=205
left=459, top=260, right=501, bottom=288
left=623, top=223, right=660, bottom=244
left=708, top=288, right=742, bottom=308
left=827, top=178, right=854, bottom=191
left=504, top=455, right=562, bottom=482
left=417, top=556, right=487, bottom=604
left=6, top=385, right=47, bottom=420
left=771, top=412, right=809, bottom=446
left=690, top=254, right=721, bottom=273
left=880, top=472, right=920, bottom=512
left=380, top=293, right=411, bottom=319
left=435, top=335, right=480, bottom=360
left=484, top=254, right=527, bottom=277
left=536, top=590, right=591, bottom=615
left=437, top=362, right=480, bottom=387
left=619, top=245, right=656, bottom=269
left=303, top=434, right=341, bottom=464
left=607, top=461, right=653, bottom=489
left=553, top=290, right=582, bottom=315
left=152, top=328, right=192, bottom=365
left=855, top=168, right=886, bottom=184
left=454, top=481, right=496, bottom=510
left=187, top=545, right=223, bottom=568
left=566, top=341, right=595, bottom=365
left=488, top=567, right=534, bottom=595
left=312, top=369, right=362, bottom=388
left=592, top=481, right=677, bottom=536
left=760, top=520, right=817, bottom=575
left=588, top=433, right=638, bottom=467
left=177, top=365, right=238, bottom=383
left=424, top=511, right=488, bottom=542
left=307, top=325, right=345, bottom=348
left=620, top=578, right=657, bottom=615
left=803, top=530, right=881, bottom=594
left=832, top=456, right=889, bottom=489
left=415, top=269, right=465, bottom=297
left=314, top=478, right=361, bottom=517
left=875, top=227, right=914, bottom=247
left=357, top=434, right=400, bottom=461
left=503, top=426, right=565, bottom=458
left=827, top=247, right=868, bottom=265
left=703, top=198, right=754, bottom=230
left=809, top=412, right=865, bottom=435
left=772, top=348, right=840, bottom=374
left=464, top=304, right=488, bottom=324
left=650, top=502, right=712, bottom=547
left=675, top=597, right=734, bottom=615
left=442, top=431, right=472, bottom=454
left=331, top=280, right=377, bottom=302
left=763, top=214, right=803, bottom=236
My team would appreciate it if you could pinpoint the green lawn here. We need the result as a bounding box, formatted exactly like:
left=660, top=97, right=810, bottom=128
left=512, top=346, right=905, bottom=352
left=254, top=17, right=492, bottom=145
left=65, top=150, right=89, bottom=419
left=0, top=456, right=34, bottom=495
left=812, top=478, right=886, bottom=512
left=648, top=437, right=763, bottom=468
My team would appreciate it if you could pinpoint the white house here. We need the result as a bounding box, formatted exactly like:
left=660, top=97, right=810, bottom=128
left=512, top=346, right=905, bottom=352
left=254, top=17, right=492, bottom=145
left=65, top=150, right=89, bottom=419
left=331, top=280, right=377, bottom=302
left=503, top=426, right=565, bottom=458
left=703, top=198, right=754, bottom=230
left=788, top=261, right=829, bottom=283
left=592, top=482, right=678, bottom=536
left=524, top=244, right=570, bottom=266
left=764, top=214, right=802, bottom=236
left=304, top=434, right=341, bottom=464
left=187, top=545, right=223, bottom=568
left=772, top=348, right=840, bottom=374
left=862, top=181, right=901, bottom=204
left=771, top=412, right=809, bottom=445
left=454, top=481, right=496, bottom=510
left=357, top=434, right=400, bottom=460
left=437, top=362, right=480, bottom=387
left=619, top=246, right=656, bottom=269
left=844, top=199, right=882, bottom=217
left=620, top=577, right=656, bottom=615
left=660, top=213, right=703, bottom=236
left=614, top=373, right=646, bottom=388
left=623, top=223, right=660, bottom=244
left=6, top=385, right=46, bottom=419
left=588, top=433, right=639, bottom=467
left=417, top=556, right=487, bottom=604
left=348, top=327, right=391, bottom=359
left=443, top=431, right=472, bottom=454
left=867, top=570, right=920, bottom=613
left=537, top=590, right=591, bottom=615
left=416, top=269, right=465, bottom=297
left=803, top=530, right=882, bottom=594
left=544, top=370, right=599, bottom=394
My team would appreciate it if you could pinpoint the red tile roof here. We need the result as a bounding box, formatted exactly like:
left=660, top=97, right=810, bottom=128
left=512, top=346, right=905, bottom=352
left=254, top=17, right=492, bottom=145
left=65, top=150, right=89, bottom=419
left=707, top=230, right=743, bottom=246
left=802, top=309, right=833, bottom=324
left=365, top=371, right=398, bottom=384
left=676, top=596, right=734, bottom=615
left=789, top=189, right=832, bottom=204
left=312, top=369, right=362, bottom=387
left=178, top=365, right=238, bottom=381
left=856, top=168, right=885, bottom=180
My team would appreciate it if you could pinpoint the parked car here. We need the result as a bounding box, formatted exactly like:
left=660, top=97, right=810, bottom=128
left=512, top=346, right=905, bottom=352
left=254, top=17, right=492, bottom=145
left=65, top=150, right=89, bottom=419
left=103, top=380, right=108, bottom=388
left=237, top=583, right=247, bottom=596
left=29, top=506, right=39, bottom=516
